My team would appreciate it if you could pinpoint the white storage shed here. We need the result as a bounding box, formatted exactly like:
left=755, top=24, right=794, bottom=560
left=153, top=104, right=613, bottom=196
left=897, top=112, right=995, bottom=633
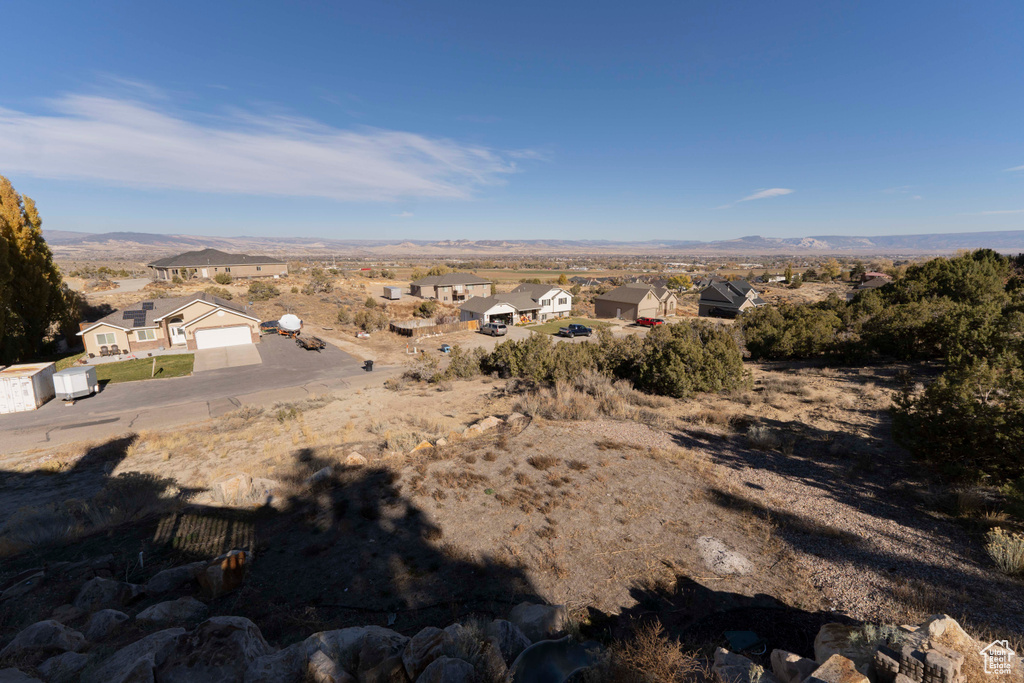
left=384, top=286, right=403, bottom=300
left=0, top=362, right=56, bottom=414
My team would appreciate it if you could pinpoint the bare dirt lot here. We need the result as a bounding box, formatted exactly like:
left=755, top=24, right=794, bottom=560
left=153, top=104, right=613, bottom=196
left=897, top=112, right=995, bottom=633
left=3, top=361, right=1021, bottom=651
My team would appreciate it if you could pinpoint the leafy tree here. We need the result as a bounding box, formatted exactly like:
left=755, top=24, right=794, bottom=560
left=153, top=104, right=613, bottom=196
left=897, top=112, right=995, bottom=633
left=248, top=281, right=280, bottom=301
left=0, top=176, right=69, bottom=364
left=558, top=273, right=568, bottom=286
left=803, top=267, right=818, bottom=281
left=823, top=258, right=842, bottom=281
left=850, top=261, right=866, bottom=281
left=570, top=283, right=582, bottom=296
left=414, top=300, right=438, bottom=318
left=336, top=307, right=352, bottom=325
left=632, top=322, right=746, bottom=397
left=426, top=265, right=451, bottom=277
left=784, top=264, right=793, bottom=284
left=302, top=268, right=333, bottom=295
left=666, top=274, right=692, bottom=290
left=410, top=268, right=426, bottom=281
left=353, top=308, right=389, bottom=331
left=789, top=274, right=803, bottom=289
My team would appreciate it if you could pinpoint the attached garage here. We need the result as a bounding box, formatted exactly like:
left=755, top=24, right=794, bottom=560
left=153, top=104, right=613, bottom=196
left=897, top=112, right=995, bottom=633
left=195, top=326, right=253, bottom=349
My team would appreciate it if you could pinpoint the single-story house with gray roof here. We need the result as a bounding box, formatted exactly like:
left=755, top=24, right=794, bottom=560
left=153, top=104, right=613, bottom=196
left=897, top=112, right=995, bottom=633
left=77, top=292, right=262, bottom=356
left=148, top=249, right=287, bottom=281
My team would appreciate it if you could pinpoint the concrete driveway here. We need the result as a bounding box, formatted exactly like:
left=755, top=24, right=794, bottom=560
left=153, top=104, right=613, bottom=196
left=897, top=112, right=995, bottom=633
left=193, top=344, right=262, bottom=372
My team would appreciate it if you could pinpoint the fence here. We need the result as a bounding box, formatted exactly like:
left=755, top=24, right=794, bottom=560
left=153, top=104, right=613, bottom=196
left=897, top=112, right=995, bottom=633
left=389, top=319, right=479, bottom=338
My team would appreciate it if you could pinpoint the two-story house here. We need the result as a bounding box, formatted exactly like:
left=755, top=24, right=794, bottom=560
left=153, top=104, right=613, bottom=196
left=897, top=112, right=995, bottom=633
left=510, top=283, right=573, bottom=322
left=409, top=273, right=492, bottom=302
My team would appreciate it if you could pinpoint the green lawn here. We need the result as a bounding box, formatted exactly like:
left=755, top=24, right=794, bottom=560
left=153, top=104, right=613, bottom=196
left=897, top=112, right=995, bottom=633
left=54, top=352, right=87, bottom=371
left=529, top=317, right=612, bottom=336
left=96, top=354, right=194, bottom=384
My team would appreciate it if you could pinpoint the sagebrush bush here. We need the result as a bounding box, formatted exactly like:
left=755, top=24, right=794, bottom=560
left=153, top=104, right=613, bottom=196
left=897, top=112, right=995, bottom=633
left=985, top=527, right=1024, bottom=575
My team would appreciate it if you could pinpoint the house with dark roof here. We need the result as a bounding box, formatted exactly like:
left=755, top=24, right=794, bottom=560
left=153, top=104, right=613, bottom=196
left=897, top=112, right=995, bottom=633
left=510, top=283, right=573, bottom=321
left=148, top=249, right=287, bottom=281
left=77, top=292, right=262, bottom=357
left=594, top=284, right=677, bottom=321
left=697, top=280, right=766, bottom=318
left=409, top=273, right=492, bottom=302
left=846, top=276, right=892, bottom=301
left=459, top=292, right=542, bottom=325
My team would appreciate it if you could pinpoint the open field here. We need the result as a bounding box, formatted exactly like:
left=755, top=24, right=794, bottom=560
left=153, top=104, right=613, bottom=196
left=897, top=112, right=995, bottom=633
left=3, top=361, right=1022, bottom=652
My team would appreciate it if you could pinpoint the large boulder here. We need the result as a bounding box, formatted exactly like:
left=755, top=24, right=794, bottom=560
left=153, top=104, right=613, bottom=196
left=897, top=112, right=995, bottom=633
left=356, top=628, right=410, bottom=680
left=805, top=654, right=870, bottom=683
left=0, top=620, right=85, bottom=660
left=485, top=619, right=531, bottom=664
left=196, top=549, right=251, bottom=599
left=415, top=656, right=474, bottom=683
left=84, top=609, right=129, bottom=641
left=73, top=577, right=142, bottom=612
left=697, top=536, right=753, bottom=576
left=771, top=649, right=818, bottom=683
left=245, top=642, right=308, bottom=683
left=308, top=649, right=355, bottom=683
left=813, top=624, right=874, bottom=674
left=136, top=597, right=208, bottom=624
left=507, top=602, right=568, bottom=643
left=402, top=627, right=452, bottom=681
left=37, top=651, right=90, bottom=683
left=360, top=654, right=408, bottom=683
left=81, top=628, right=185, bottom=683
left=0, top=670, right=41, bottom=682
left=145, top=562, right=206, bottom=594
left=155, top=616, right=272, bottom=683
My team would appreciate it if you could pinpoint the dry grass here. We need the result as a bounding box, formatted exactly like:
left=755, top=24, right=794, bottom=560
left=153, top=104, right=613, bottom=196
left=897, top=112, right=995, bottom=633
left=527, top=454, right=559, bottom=471
left=586, top=620, right=703, bottom=683
left=985, top=528, right=1024, bottom=575
left=512, top=371, right=673, bottom=423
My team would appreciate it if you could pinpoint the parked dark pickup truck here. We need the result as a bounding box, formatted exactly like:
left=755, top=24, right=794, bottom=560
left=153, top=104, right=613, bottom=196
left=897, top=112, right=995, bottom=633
left=558, top=323, right=593, bottom=338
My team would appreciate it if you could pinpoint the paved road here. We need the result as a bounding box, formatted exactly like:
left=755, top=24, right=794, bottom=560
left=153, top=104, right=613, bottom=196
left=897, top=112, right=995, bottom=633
left=193, top=344, right=263, bottom=372
left=2, top=335, right=379, bottom=452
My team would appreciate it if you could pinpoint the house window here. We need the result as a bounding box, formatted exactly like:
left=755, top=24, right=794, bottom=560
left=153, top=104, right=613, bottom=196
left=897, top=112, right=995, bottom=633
left=256, top=266, right=262, bottom=271
left=172, top=269, right=178, bottom=275
left=95, top=332, right=116, bottom=346
left=558, top=297, right=567, bottom=305
left=225, top=267, right=231, bottom=273
left=135, top=329, right=157, bottom=341
left=542, top=299, right=551, bottom=307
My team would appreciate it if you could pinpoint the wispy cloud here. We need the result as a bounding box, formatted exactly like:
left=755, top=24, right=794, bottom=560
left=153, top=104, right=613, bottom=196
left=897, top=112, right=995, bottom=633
left=1007, top=165, right=1024, bottom=172
left=393, top=211, right=414, bottom=218
left=738, top=188, right=794, bottom=202
left=978, top=209, right=1024, bottom=215
left=0, top=91, right=532, bottom=201
left=715, top=187, right=794, bottom=209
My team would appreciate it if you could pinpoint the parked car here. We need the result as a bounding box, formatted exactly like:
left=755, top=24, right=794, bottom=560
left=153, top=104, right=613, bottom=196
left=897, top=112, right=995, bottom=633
left=635, top=317, right=665, bottom=327
left=480, top=322, right=508, bottom=336
left=558, top=323, right=593, bottom=338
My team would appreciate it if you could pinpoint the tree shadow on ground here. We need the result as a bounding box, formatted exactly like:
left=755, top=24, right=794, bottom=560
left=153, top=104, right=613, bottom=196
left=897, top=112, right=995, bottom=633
left=0, top=438, right=539, bottom=646
left=586, top=575, right=859, bottom=662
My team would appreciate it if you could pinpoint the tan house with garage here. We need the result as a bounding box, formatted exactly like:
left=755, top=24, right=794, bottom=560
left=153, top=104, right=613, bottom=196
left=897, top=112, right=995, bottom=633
left=148, top=249, right=287, bottom=281
left=77, top=293, right=261, bottom=357
left=594, top=284, right=676, bottom=321
left=410, top=273, right=492, bottom=302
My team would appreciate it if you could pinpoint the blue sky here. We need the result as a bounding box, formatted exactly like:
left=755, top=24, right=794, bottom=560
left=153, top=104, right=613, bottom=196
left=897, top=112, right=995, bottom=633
left=1, top=1, right=1022, bottom=241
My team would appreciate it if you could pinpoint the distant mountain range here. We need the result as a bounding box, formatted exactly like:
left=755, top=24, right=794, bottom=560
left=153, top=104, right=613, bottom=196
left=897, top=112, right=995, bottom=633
left=43, top=229, right=1024, bottom=259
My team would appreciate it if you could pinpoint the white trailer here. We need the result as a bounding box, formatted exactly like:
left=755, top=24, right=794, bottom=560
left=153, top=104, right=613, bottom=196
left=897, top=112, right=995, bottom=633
left=0, top=362, right=56, bottom=414
left=384, top=286, right=403, bottom=300
left=53, top=365, right=99, bottom=401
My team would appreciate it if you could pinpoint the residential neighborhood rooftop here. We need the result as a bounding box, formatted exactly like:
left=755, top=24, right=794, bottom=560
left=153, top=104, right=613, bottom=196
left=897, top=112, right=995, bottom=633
left=147, top=248, right=286, bottom=268
left=81, top=292, right=245, bottom=331
left=410, top=272, right=491, bottom=287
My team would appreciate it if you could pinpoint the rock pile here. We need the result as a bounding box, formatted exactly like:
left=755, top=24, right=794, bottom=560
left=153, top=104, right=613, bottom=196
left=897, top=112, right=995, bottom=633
left=0, top=563, right=568, bottom=683
left=713, top=615, right=1012, bottom=683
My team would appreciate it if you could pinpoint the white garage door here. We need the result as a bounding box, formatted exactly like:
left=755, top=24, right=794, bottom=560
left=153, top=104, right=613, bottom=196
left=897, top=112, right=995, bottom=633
left=195, top=326, right=252, bottom=349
